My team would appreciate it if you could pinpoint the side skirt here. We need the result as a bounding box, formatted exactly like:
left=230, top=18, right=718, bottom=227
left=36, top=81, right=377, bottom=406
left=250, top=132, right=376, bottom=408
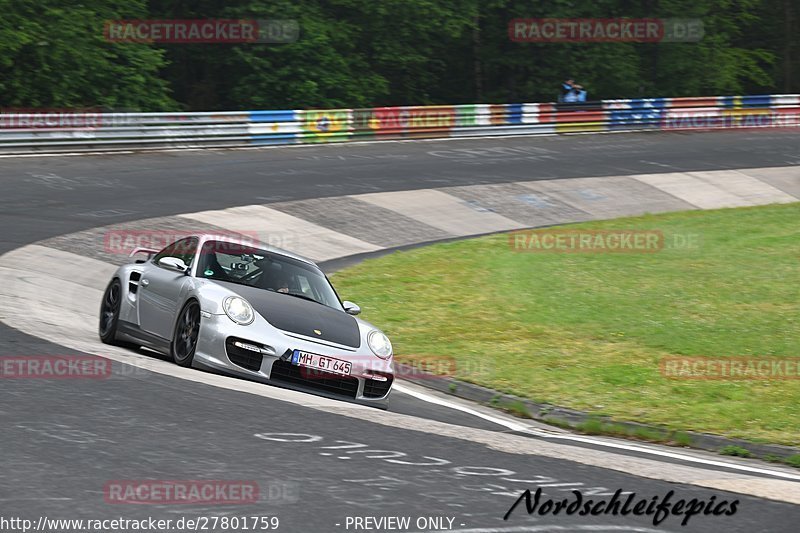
left=116, top=320, right=172, bottom=356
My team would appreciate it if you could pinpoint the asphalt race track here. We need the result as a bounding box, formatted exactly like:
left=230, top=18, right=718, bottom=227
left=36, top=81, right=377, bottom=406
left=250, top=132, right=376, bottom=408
left=1, top=130, right=800, bottom=532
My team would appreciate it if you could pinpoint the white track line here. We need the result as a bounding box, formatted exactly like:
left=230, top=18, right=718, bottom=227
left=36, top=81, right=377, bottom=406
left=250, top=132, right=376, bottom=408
left=394, top=383, right=530, bottom=431
left=394, top=383, right=800, bottom=482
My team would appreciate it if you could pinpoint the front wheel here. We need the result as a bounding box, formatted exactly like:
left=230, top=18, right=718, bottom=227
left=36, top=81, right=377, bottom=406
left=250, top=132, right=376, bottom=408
left=172, top=301, right=201, bottom=367
left=99, top=279, right=123, bottom=345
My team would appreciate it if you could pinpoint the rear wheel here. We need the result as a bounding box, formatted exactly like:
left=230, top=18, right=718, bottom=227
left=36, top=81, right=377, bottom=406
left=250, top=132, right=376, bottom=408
left=99, top=279, right=122, bottom=345
left=172, top=301, right=201, bottom=367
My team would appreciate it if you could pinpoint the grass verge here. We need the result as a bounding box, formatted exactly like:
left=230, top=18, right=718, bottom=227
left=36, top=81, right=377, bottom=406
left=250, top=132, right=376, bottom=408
left=332, top=203, right=800, bottom=445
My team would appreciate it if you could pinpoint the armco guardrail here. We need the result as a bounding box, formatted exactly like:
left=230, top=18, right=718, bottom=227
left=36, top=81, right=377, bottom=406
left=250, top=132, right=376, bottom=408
left=0, top=94, right=798, bottom=154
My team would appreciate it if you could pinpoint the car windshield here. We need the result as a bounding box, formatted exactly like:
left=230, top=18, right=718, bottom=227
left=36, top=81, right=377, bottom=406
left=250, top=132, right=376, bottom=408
left=197, top=240, right=342, bottom=310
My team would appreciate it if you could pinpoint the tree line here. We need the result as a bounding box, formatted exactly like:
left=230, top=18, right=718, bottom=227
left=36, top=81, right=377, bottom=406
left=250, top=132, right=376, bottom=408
left=0, top=0, right=796, bottom=111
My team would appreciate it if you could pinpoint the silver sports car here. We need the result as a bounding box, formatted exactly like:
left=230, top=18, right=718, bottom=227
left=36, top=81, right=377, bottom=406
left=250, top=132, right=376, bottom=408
left=98, top=234, right=394, bottom=407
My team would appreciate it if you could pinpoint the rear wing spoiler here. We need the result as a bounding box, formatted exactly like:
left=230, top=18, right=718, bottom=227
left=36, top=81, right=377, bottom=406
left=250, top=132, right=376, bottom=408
left=129, top=247, right=158, bottom=260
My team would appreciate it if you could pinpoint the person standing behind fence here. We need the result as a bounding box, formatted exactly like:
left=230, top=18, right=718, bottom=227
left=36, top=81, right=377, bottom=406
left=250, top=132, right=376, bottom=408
left=561, top=78, right=587, bottom=102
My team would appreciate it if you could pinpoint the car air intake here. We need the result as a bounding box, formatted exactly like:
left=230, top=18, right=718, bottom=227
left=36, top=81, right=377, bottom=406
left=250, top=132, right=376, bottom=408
left=225, top=337, right=264, bottom=372
left=363, top=372, right=393, bottom=398
left=270, top=360, right=358, bottom=398
left=129, top=271, right=141, bottom=294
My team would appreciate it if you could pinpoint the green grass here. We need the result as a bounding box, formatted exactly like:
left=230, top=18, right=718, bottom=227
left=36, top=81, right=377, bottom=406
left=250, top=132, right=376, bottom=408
left=720, top=445, right=754, bottom=458
left=574, top=418, right=670, bottom=442
left=672, top=431, right=693, bottom=447
left=332, top=203, right=800, bottom=445
left=786, top=455, right=800, bottom=468
left=492, top=398, right=533, bottom=419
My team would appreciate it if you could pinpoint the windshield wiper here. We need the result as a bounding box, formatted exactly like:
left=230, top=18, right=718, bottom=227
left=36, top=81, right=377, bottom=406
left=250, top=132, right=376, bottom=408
left=283, top=291, right=323, bottom=305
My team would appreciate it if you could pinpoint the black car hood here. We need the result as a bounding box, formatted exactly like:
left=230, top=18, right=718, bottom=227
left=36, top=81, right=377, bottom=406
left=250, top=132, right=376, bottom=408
left=213, top=281, right=361, bottom=349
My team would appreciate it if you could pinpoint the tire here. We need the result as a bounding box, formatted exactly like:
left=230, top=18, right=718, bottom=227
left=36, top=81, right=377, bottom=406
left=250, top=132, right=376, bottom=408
left=172, top=300, right=201, bottom=367
left=99, top=279, right=123, bottom=345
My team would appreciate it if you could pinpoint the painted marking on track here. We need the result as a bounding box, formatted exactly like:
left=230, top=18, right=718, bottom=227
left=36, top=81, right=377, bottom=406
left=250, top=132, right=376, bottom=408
left=462, top=199, right=495, bottom=213
left=577, top=189, right=606, bottom=201
left=0, top=498, right=74, bottom=502
left=453, top=466, right=515, bottom=477
left=392, top=383, right=800, bottom=482
left=3, top=127, right=798, bottom=160
left=25, top=172, right=79, bottom=190
left=252, top=433, right=622, bottom=500
left=254, top=432, right=322, bottom=443
left=640, top=160, right=678, bottom=169
left=14, top=423, right=115, bottom=444
left=516, top=193, right=556, bottom=208
left=77, top=208, right=137, bottom=218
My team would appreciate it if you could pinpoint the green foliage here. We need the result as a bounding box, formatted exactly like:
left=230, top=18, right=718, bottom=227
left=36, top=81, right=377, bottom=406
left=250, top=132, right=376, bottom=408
left=719, top=445, right=754, bottom=457
left=492, top=398, right=533, bottom=418
left=578, top=418, right=606, bottom=435
left=0, top=1, right=174, bottom=110
left=0, top=0, right=796, bottom=109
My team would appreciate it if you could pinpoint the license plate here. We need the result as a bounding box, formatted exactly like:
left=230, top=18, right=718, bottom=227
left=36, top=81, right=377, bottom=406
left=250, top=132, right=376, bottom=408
left=291, top=350, right=352, bottom=376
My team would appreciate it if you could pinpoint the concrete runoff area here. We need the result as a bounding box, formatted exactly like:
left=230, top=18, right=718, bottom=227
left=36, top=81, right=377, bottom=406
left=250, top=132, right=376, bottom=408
left=521, top=176, right=696, bottom=218
left=688, top=170, right=798, bottom=205
left=735, top=166, right=800, bottom=197
left=441, top=182, right=594, bottom=226
left=357, top=188, right=526, bottom=236
left=271, top=195, right=453, bottom=247
left=180, top=204, right=381, bottom=262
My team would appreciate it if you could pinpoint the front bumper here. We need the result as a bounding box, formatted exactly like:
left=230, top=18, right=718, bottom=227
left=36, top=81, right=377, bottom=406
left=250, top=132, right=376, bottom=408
left=192, top=313, right=393, bottom=406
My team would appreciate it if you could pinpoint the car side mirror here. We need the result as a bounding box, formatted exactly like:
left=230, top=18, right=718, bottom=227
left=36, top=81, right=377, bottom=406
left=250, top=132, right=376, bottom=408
left=159, top=257, right=189, bottom=274
left=342, top=301, right=361, bottom=315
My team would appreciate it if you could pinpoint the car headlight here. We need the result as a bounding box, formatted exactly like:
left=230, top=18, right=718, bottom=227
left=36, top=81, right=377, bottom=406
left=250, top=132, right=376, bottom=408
left=367, top=330, right=392, bottom=359
left=223, top=296, right=254, bottom=325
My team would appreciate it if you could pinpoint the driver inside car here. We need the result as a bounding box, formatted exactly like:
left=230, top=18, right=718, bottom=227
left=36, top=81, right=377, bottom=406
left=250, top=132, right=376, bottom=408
left=273, top=273, right=290, bottom=294
left=255, top=260, right=291, bottom=293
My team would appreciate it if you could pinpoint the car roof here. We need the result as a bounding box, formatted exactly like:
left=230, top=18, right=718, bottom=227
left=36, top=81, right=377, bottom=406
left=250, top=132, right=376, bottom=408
left=196, top=233, right=317, bottom=266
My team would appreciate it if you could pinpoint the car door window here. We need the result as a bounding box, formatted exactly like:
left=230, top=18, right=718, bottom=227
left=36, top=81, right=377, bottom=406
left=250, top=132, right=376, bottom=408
left=153, top=237, right=198, bottom=269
